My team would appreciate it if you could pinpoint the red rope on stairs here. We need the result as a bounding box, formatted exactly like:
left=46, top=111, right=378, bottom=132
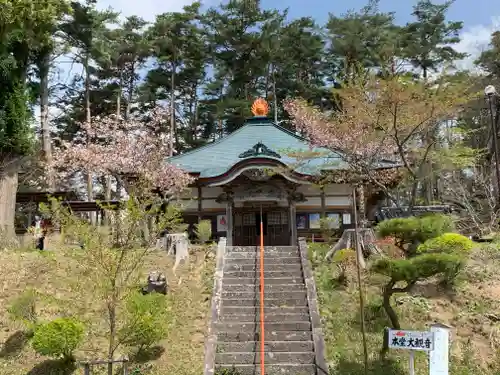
left=259, top=219, right=265, bottom=375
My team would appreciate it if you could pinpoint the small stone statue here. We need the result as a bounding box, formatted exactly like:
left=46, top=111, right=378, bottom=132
left=141, top=271, right=167, bottom=295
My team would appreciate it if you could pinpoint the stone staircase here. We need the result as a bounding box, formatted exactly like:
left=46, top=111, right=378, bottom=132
left=204, top=239, right=328, bottom=375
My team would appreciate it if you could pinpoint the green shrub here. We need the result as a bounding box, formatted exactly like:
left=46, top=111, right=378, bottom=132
left=32, top=317, right=84, bottom=360
left=332, top=248, right=356, bottom=285
left=417, top=233, right=473, bottom=255
left=417, top=214, right=455, bottom=239
left=7, top=289, right=37, bottom=332
left=377, top=217, right=417, bottom=245
left=195, top=220, right=212, bottom=243
left=319, top=217, right=341, bottom=245
left=119, top=292, right=171, bottom=352
left=215, top=368, right=243, bottom=375
left=376, top=214, right=454, bottom=256
left=308, top=242, right=330, bottom=267
left=372, top=252, right=464, bottom=330
left=417, top=233, right=473, bottom=285
left=372, top=253, right=464, bottom=282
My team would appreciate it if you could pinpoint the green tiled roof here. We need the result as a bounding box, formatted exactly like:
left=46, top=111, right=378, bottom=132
left=168, top=117, right=395, bottom=178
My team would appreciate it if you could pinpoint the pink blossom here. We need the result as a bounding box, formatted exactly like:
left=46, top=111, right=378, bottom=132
left=284, top=98, right=397, bottom=172
left=50, top=107, right=193, bottom=195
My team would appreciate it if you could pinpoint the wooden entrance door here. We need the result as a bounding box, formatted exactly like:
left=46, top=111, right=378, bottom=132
left=233, top=209, right=289, bottom=246
left=265, top=210, right=289, bottom=246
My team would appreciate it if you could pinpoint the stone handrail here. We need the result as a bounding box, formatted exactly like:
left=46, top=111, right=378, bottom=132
left=203, top=237, right=226, bottom=375
left=298, top=237, right=329, bottom=375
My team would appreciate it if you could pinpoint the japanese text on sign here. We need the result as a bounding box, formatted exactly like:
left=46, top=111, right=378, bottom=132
left=388, top=330, right=435, bottom=351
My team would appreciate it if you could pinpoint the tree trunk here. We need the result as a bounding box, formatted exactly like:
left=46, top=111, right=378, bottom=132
left=272, top=63, right=278, bottom=124
left=421, top=67, right=436, bottom=205
left=409, top=181, right=418, bottom=210
left=0, top=160, right=20, bottom=247
left=382, top=281, right=400, bottom=330
left=356, top=185, right=367, bottom=227
left=39, top=49, right=54, bottom=192
left=102, top=92, right=121, bottom=226
left=107, top=298, right=116, bottom=375
left=84, top=53, right=95, bottom=224
left=192, top=96, right=199, bottom=141
left=169, top=61, right=176, bottom=157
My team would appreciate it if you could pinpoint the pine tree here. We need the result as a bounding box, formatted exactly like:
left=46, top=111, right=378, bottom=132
left=59, top=0, right=117, bottom=205
left=325, top=0, right=398, bottom=83
left=144, top=2, right=206, bottom=153
left=400, top=0, right=467, bottom=79
left=0, top=0, right=70, bottom=237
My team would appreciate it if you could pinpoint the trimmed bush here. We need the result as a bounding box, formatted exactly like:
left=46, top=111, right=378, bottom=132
left=417, top=233, right=473, bottom=255
left=119, top=292, right=171, bottom=352
left=377, top=217, right=417, bottom=246
left=376, top=214, right=455, bottom=256
left=372, top=253, right=464, bottom=282
left=32, top=317, right=84, bottom=360
left=195, top=220, right=212, bottom=243
left=372, top=252, right=464, bottom=330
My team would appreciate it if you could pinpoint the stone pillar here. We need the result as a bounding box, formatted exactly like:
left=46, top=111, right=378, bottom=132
left=289, top=200, right=297, bottom=246
left=226, top=200, right=233, bottom=247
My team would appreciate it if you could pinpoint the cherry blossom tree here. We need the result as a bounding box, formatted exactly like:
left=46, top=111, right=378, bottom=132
left=284, top=74, right=473, bottom=210
left=50, top=107, right=192, bottom=198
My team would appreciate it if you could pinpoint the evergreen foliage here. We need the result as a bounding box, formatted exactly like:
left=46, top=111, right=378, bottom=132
left=31, top=317, right=84, bottom=360
left=376, top=214, right=455, bottom=256
left=372, top=215, right=470, bottom=333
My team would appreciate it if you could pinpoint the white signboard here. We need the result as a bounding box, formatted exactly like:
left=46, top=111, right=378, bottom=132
left=388, top=330, right=435, bottom=351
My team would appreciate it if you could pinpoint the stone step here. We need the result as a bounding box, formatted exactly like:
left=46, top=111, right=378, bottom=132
left=217, top=331, right=312, bottom=342
left=223, top=277, right=304, bottom=285
left=216, top=321, right=312, bottom=332
left=225, top=257, right=302, bottom=266
left=222, top=273, right=304, bottom=285
left=228, top=246, right=297, bottom=252
left=215, top=364, right=316, bottom=375
left=216, top=351, right=315, bottom=365
left=216, top=341, right=314, bottom=353
left=224, top=270, right=303, bottom=278
left=222, top=298, right=308, bottom=307
left=224, top=264, right=302, bottom=272
left=223, top=284, right=306, bottom=293
left=222, top=306, right=310, bottom=315
left=226, top=251, right=300, bottom=258
left=221, top=290, right=307, bottom=299
left=221, top=313, right=309, bottom=322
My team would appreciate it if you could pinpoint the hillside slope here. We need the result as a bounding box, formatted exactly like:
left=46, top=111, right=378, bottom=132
left=0, top=247, right=214, bottom=375
left=309, top=242, right=500, bottom=375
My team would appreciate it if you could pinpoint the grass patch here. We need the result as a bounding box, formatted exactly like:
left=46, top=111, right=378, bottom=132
left=0, top=245, right=215, bottom=375
left=311, top=242, right=500, bottom=375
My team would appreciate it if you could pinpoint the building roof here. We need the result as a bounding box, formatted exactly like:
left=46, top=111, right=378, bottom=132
left=169, top=116, right=396, bottom=179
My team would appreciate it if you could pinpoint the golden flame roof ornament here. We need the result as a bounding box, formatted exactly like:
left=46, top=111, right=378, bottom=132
left=251, top=98, right=269, bottom=117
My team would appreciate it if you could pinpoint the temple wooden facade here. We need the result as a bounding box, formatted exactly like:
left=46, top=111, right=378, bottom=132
left=170, top=99, right=394, bottom=246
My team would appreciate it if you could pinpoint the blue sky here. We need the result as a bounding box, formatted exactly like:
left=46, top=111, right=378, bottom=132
left=45, top=1, right=498, bottom=127
left=98, top=0, right=500, bottom=70
left=268, top=0, right=494, bottom=27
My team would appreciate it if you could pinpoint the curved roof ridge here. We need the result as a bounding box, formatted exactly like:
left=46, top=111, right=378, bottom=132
left=167, top=117, right=362, bottom=178
left=168, top=117, right=308, bottom=161
left=169, top=121, right=250, bottom=161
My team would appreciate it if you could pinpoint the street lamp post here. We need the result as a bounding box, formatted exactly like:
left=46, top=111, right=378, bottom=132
left=485, top=85, right=500, bottom=205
